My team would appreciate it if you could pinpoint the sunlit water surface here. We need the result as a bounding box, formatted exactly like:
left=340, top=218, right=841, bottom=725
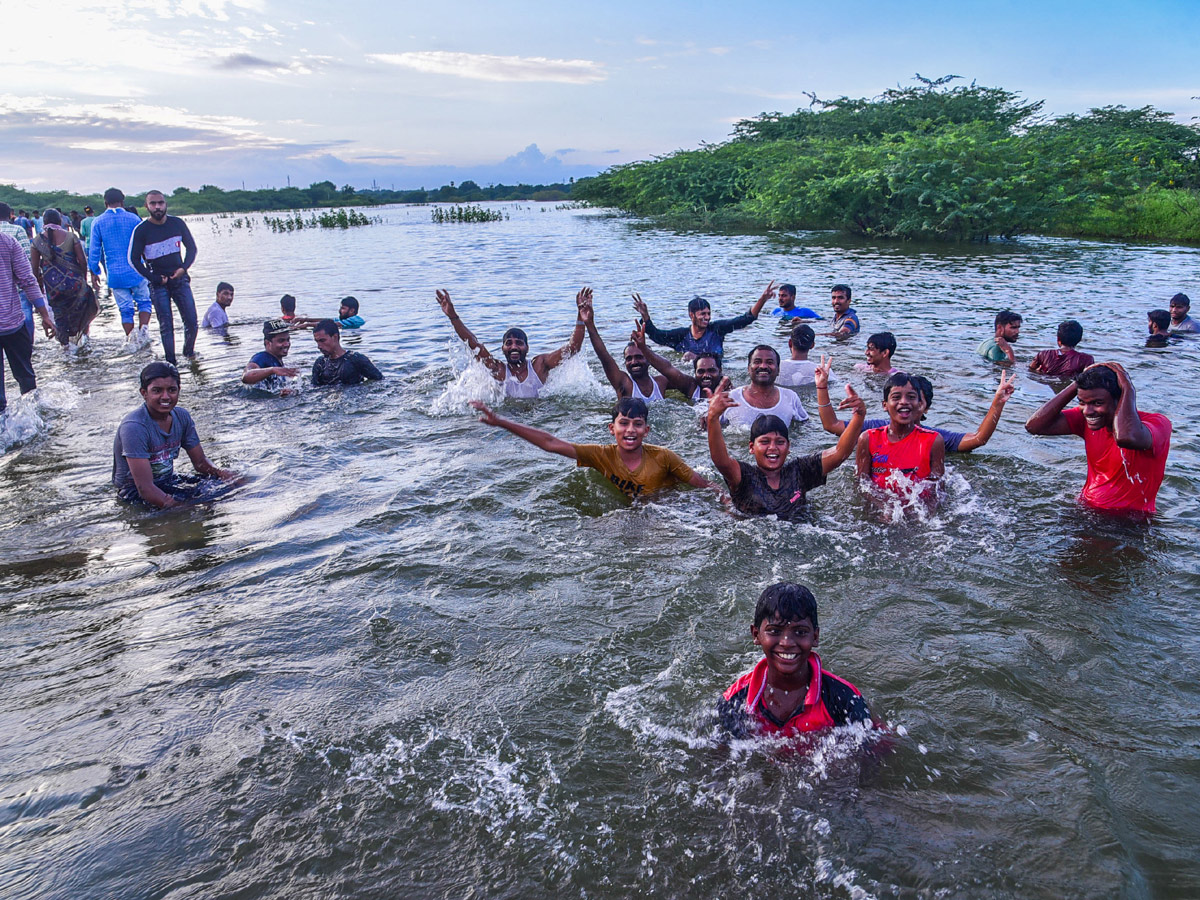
left=2, top=204, right=1198, bottom=899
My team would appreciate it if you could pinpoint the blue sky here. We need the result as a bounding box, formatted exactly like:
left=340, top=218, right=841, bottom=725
left=3, top=0, right=1197, bottom=193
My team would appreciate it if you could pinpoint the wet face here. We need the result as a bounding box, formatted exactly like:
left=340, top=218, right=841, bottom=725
left=831, top=290, right=850, bottom=315
left=694, top=357, right=722, bottom=392
left=778, top=287, right=796, bottom=309
left=265, top=333, right=291, bottom=358
left=1169, top=300, right=1189, bottom=324
left=1076, top=387, right=1116, bottom=430
left=749, top=431, right=789, bottom=472
left=689, top=306, right=712, bottom=330
left=502, top=335, right=528, bottom=366
left=883, top=383, right=921, bottom=426
left=623, top=344, right=649, bottom=378
left=313, top=329, right=339, bottom=357
left=1000, top=321, right=1021, bottom=342
left=751, top=615, right=818, bottom=682
left=608, top=414, right=649, bottom=452
left=864, top=342, right=887, bottom=366
left=339, top=303, right=354, bottom=320
left=748, top=348, right=779, bottom=386
left=146, top=193, right=167, bottom=222
left=216, top=287, right=234, bottom=309
left=140, top=376, right=180, bottom=416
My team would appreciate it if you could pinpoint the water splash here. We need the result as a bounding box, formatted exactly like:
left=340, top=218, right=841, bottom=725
left=0, top=381, right=79, bottom=453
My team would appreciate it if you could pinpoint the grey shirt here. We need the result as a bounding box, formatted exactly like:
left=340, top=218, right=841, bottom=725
left=112, top=404, right=199, bottom=491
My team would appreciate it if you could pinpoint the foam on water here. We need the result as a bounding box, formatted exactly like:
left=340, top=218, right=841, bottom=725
left=0, top=381, right=79, bottom=453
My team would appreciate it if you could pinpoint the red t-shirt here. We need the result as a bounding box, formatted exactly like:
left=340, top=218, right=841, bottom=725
left=1032, top=347, right=1094, bottom=378
left=1062, top=407, right=1171, bottom=513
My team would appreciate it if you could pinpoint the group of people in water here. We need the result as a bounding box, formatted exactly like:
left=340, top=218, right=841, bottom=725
left=1, top=187, right=1187, bottom=742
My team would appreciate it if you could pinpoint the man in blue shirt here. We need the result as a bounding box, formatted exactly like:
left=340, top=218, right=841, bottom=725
left=632, top=281, right=774, bottom=364
left=88, top=188, right=152, bottom=341
left=827, top=283, right=860, bottom=337
left=243, top=319, right=299, bottom=390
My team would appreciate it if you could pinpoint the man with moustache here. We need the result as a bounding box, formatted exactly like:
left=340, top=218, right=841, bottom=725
left=435, top=287, right=585, bottom=398
left=719, top=344, right=810, bottom=429
left=129, top=190, right=198, bottom=365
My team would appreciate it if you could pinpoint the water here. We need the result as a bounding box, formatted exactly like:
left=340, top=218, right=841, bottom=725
left=2, top=204, right=1198, bottom=899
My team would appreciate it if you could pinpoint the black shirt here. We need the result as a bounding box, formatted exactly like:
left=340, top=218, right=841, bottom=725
left=312, top=350, right=383, bottom=386
left=729, top=452, right=826, bottom=520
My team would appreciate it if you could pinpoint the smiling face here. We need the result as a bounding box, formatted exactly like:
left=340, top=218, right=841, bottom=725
left=748, top=348, right=779, bottom=387
left=502, top=334, right=528, bottom=366
left=883, top=382, right=921, bottom=426
left=864, top=342, right=887, bottom=366
left=1076, top=387, right=1116, bottom=431
left=831, top=289, right=850, bottom=315
left=752, top=615, right=818, bottom=683
left=140, top=376, right=180, bottom=417
left=688, top=305, right=711, bottom=330
left=608, top=413, right=649, bottom=452
left=265, top=333, right=291, bottom=358
left=693, top=356, right=722, bottom=392
left=623, top=343, right=649, bottom=379
left=749, top=430, right=790, bottom=472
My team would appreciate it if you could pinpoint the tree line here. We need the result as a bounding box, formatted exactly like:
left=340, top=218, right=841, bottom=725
left=0, top=179, right=576, bottom=218
left=572, top=76, right=1200, bottom=243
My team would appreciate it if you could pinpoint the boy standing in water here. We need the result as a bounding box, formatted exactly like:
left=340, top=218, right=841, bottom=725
left=778, top=324, right=818, bottom=387
left=1029, top=320, right=1093, bottom=378
left=1024, top=363, right=1170, bottom=514
left=201, top=282, right=234, bottom=329
left=856, top=372, right=945, bottom=492
left=471, top=397, right=716, bottom=500
left=719, top=582, right=873, bottom=739
left=854, top=332, right=898, bottom=374
left=112, top=362, right=238, bottom=507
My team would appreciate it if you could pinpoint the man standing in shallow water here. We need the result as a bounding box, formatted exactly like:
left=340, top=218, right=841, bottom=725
left=435, top=288, right=585, bottom=398
left=1025, top=362, right=1171, bottom=514
left=129, top=190, right=198, bottom=365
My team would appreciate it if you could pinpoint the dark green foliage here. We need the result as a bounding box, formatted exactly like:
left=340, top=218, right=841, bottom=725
left=574, top=77, right=1200, bottom=242
left=430, top=205, right=508, bottom=223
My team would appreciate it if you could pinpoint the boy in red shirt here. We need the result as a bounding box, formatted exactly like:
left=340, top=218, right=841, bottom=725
left=1025, top=362, right=1171, bottom=514
left=1029, top=319, right=1094, bottom=379
left=856, top=372, right=945, bottom=493
left=719, top=582, right=873, bottom=739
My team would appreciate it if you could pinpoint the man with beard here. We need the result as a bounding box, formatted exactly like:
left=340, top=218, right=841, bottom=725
left=719, top=345, right=809, bottom=429
left=631, top=283, right=774, bottom=364
left=435, top=287, right=585, bottom=398
left=129, top=190, right=198, bottom=365
left=311, top=319, right=383, bottom=386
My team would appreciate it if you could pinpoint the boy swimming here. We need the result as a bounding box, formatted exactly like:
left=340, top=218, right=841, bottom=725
left=112, top=362, right=239, bottom=508
left=471, top=397, right=715, bottom=501
left=856, top=372, right=945, bottom=493
left=719, top=582, right=873, bottom=739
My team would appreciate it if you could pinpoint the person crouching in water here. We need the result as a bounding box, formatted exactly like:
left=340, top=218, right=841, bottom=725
left=719, top=582, right=874, bottom=739
left=112, top=362, right=239, bottom=508
left=856, top=372, right=944, bottom=495
left=705, top=377, right=865, bottom=520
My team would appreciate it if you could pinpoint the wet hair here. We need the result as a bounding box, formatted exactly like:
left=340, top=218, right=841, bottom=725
left=1169, top=292, right=1190, bottom=310
left=749, top=414, right=789, bottom=443
left=216, top=281, right=234, bottom=295
left=747, top=344, right=780, bottom=365
left=502, top=327, right=528, bottom=344
left=103, top=187, right=125, bottom=207
left=0, top=203, right=10, bottom=219
left=280, top=294, right=296, bottom=313
left=779, top=283, right=796, bottom=299
left=831, top=283, right=852, bottom=300
left=687, top=296, right=711, bottom=315
left=867, top=331, right=897, bottom=357
left=789, top=324, right=815, bottom=351
left=139, top=361, right=180, bottom=389
left=754, top=582, right=819, bottom=629
left=910, top=375, right=934, bottom=410
left=340, top=295, right=359, bottom=314
left=1148, top=309, right=1170, bottom=331
left=1057, top=319, right=1083, bottom=347
left=693, top=353, right=720, bottom=371
left=313, top=318, right=340, bottom=337
left=995, top=309, right=1023, bottom=328
left=42, top=208, right=62, bottom=226
left=1075, top=365, right=1121, bottom=401
left=882, top=371, right=919, bottom=401
left=611, top=397, right=649, bottom=421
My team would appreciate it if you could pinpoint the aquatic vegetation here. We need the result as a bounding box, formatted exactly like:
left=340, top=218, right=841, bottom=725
left=261, top=209, right=378, bottom=232
left=431, top=205, right=509, bottom=223
left=574, top=76, right=1200, bottom=242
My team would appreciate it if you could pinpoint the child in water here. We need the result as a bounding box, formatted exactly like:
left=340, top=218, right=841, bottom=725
left=112, top=362, right=240, bottom=508
left=856, top=372, right=944, bottom=493
left=719, top=582, right=874, bottom=739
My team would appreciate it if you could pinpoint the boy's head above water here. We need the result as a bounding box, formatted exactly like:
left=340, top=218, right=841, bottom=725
left=608, top=397, right=649, bottom=449
left=752, top=581, right=820, bottom=639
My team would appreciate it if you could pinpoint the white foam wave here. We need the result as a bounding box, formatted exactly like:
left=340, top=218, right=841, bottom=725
left=0, top=381, right=79, bottom=453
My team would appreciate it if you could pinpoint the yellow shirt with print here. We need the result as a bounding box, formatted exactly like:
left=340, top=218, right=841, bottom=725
left=572, top=443, right=696, bottom=499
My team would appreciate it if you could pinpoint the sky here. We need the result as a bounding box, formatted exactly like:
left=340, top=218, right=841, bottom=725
left=3, top=0, right=1198, bottom=194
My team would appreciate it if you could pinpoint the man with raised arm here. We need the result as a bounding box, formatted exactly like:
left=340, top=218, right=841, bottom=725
left=631, top=282, right=774, bottom=364
left=1024, top=362, right=1170, bottom=514
left=578, top=291, right=677, bottom=402
left=436, top=288, right=585, bottom=398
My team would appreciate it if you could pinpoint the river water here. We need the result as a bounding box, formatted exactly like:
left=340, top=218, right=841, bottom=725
left=1, top=203, right=1197, bottom=899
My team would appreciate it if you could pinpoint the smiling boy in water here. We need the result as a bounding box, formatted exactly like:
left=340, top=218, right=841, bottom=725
left=719, top=582, right=873, bottom=739
left=471, top=397, right=715, bottom=500
left=856, top=372, right=945, bottom=493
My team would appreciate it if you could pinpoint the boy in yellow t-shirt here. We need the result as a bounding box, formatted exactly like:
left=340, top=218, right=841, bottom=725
left=471, top=397, right=716, bottom=500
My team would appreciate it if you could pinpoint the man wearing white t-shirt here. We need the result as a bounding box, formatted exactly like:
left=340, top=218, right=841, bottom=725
left=721, top=344, right=809, bottom=429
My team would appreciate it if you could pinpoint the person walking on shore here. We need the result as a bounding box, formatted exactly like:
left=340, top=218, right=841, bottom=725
left=129, top=190, right=198, bottom=365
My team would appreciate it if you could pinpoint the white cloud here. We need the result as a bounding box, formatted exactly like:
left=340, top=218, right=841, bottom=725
left=369, top=51, right=606, bottom=84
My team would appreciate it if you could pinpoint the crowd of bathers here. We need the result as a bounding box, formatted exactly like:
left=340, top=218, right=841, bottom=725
left=0, top=188, right=1188, bottom=743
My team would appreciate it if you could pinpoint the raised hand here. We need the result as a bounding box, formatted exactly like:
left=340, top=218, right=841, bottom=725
left=470, top=400, right=501, bottom=426
left=629, top=319, right=647, bottom=347
left=994, top=369, right=1016, bottom=403
left=759, top=279, right=777, bottom=303
left=837, top=383, right=866, bottom=416
left=814, top=353, right=833, bottom=390
left=576, top=286, right=593, bottom=311
left=577, top=295, right=594, bottom=324
left=435, top=289, right=455, bottom=317
left=1096, top=360, right=1133, bottom=392
left=705, top=378, right=737, bottom=418
left=631, top=292, right=650, bottom=321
